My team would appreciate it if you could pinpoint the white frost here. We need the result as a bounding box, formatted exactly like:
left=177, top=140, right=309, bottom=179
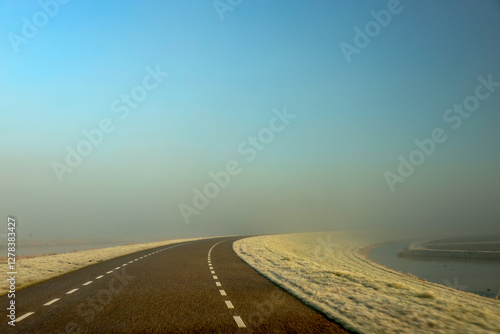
left=233, top=231, right=500, bottom=334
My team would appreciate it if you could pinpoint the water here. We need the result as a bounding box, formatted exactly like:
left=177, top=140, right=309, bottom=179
left=369, top=242, right=500, bottom=299
left=0, top=237, right=159, bottom=256
left=1, top=242, right=129, bottom=256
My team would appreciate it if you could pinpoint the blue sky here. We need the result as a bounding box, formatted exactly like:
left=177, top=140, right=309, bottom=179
left=1, top=1, right=499, bottom=240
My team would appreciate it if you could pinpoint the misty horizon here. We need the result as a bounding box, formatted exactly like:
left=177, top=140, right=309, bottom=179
left=1, top=1, right=499, bottom=242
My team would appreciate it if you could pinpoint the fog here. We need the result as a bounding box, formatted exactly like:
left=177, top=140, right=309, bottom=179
left=1, top=1, right=499, bottom=243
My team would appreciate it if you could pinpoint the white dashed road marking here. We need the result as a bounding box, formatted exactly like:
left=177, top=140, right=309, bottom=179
left=16, top=312, right=35, bottom=322
left=209, top=239, right=248, bottom=330
left=233, top=316, right=246, bottom=328
left=44, top=298, right=60, bottom=306
left=8, top=242, right=191, bottom=325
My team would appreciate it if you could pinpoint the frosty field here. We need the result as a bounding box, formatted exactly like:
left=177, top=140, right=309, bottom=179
left=233, top=231, right=500, bottom=334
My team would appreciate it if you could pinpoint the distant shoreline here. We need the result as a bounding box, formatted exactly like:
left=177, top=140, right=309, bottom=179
left=398, top=235, right=500, bottom=261
left=233, top=231, right=500, bottom=334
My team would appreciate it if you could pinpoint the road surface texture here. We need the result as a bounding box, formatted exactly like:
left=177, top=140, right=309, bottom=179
left=1, top=236, right=353, bottom=333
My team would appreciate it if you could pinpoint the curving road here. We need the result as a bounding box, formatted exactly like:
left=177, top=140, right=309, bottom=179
left=1, top=236, right=352, bottom=333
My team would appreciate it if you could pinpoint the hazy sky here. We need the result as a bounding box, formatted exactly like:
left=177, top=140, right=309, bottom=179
left=1, top=1, right=499, bottom=241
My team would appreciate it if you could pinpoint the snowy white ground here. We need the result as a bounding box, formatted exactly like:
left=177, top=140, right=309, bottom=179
left=0, top=237, right=207, bottom=295
left=233, top=231, right=500, bottom=334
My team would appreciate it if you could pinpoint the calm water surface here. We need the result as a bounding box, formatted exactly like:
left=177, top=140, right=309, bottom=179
left=369, top=242, right=500, bottom=299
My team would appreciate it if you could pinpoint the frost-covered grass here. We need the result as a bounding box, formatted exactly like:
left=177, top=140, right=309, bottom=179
left=0, top=237, right=207, bottom=295
left=233, top=231, right=500, bottom=334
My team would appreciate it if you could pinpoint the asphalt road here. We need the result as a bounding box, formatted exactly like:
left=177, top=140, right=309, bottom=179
left=1, top=236, right=353, bottom=333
